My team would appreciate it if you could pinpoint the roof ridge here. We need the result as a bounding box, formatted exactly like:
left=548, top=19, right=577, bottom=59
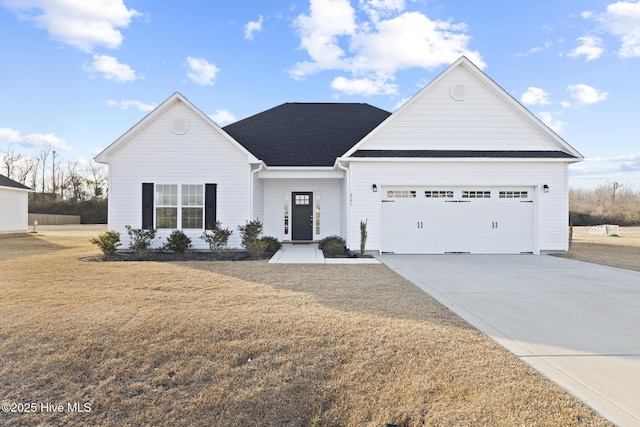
left=285, top=102, right=372, bottom=105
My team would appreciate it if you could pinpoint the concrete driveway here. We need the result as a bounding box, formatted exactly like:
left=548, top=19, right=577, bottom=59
left=379, top=254, right=640, bottom=427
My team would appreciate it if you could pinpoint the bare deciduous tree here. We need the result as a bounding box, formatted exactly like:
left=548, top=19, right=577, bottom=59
left=2, top=147, right=22, bottom=179
left=5, top=146, right=108, bottom=203
left=16, top=157, right=36, bottom=186
left=66, top=159, right=86, bottom=201
left=86, top=161, right=107, bottom=198
left=570, top=183, right=640, bottom=226
left=38, top=144, right=51, bottom=203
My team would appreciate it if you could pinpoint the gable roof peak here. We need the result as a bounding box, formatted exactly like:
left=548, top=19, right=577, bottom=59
left=94, top=91, right=258, bottom=164
left=342, top=56, right=583, bottom=160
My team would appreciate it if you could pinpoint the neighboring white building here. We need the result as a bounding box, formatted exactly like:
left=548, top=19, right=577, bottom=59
left=95, top=56, right=582, bottom=254
left=0, top=174, right=32, bottom=234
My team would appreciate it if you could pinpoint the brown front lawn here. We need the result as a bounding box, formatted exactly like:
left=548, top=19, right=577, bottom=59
left=0, top=227, right=611, bottom=426
left=556, top=226, right=640, bottom=272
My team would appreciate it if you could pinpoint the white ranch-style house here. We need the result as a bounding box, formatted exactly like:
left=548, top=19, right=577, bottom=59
left=95, top=57, right=582, bottom=254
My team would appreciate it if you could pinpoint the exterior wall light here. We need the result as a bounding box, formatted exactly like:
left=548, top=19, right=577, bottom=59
left=543, top=184, right=550, bottom=193
left=372, top=184, right=378, bottom=193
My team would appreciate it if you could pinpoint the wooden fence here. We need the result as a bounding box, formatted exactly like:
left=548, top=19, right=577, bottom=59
left=28, top=213, right=81, bottom=225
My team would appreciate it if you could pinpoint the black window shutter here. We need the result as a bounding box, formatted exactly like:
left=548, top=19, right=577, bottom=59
left=142, top=183, right=154, bottom=229
left=205, top=184, right=217, bottom=230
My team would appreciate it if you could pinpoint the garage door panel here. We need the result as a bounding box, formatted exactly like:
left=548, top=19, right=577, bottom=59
left=381, top=187, right=535, bottom=254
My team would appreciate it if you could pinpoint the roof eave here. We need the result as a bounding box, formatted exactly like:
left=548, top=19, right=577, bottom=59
left=262, top=165, right=338, bottom=171
left=338, top=156, right=581, bottom=163
left=0, top=185, right=34, bottom=192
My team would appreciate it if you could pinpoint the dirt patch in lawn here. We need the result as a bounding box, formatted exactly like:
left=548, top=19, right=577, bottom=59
left=555, top=226, right=640, bottom=272
left=0, top=227, right=612, bottom=426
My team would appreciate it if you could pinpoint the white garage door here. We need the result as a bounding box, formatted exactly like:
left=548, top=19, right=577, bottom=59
left=381, top=187, right=535, bottom=254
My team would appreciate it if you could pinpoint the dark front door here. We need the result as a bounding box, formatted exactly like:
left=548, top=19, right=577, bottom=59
left=292, top=192, right=313, bottom=240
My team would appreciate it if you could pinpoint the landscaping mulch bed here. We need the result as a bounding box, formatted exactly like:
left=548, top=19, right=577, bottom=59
left=81, top=250, right=273, bottom=262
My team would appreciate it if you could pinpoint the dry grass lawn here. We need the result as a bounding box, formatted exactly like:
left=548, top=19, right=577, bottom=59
left=556, top=226, right=640, bottom=272
left=0, top=226, right=612, bottom=426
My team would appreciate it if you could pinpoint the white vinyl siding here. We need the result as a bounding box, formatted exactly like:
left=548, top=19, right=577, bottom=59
left=107, top=100, right=251, bottom=249
left=358, top=66, right=562, bottom=152
left=252, top=172, right=264, bottom=222
left=0, top=187, right=29, bottom=234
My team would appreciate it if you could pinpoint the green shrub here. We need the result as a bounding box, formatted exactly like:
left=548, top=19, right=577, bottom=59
left=360, top=219, right=367, bottom=255
left=89, top=230, right=121, bottom=255
left=318, top=235, right=345, bottom=251
left=238, top=219, right=263, bottom=248
left=246, top=240, right=269, bottom=258
left=125, top=225, right=156, bottom=254
left=162, top=230, right=192, bottom=253
left=200, top=221, right=233, bottom=258
left=323, top=239, right=346, bottom=255
left=260, top=236, right=282, bottom=253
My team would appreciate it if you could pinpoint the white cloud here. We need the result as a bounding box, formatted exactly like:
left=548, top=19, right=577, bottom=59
left=85, top=54, right=137, bottom=82
left=107, top=99, right=155, bottom=112
left=186, top=56, right=219, bottom=85
left=514, top=41, right=553, bottom=57
left=0, top=0, right=140, bottom=52
left=0, top=127, right=72, bottom=151
left=570, top=155, right=640, bottom=182
left=350, top=12, right=483, bottom=73
left=291, top=0, right=484, bottom=96
left=536, top=112, right=566, bottom=134
left=360, top=0, right=405, bottom=22
left=566, top=84, right=608, bottom=106
left=244, top=15, right=264, bottom=40
left=209, top=110, right=235, bottom=125
left=331, top=75, right=398, bottom=95
left=568, top=35, right=604, bottom=61
left=520, top=87, right=551, bottom=106
left=586, top=1, right=640, bottom=58
left=292, top=0, right=357, bottom=78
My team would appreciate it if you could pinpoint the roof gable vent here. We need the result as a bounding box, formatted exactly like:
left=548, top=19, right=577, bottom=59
left=171, top=118, right=189, bottom=135
left=450, top=84, right=468, bottom=101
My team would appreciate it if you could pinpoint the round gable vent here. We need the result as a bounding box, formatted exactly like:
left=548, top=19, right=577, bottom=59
left=171, top=118, right=189, bottom=135
left=450, top=84, right=468, bottom=101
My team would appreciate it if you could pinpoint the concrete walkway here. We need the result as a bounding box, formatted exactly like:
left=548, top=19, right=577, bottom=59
left=379, top=254, right=640, bottom=427
left=268, top=244, right=380, bottom=264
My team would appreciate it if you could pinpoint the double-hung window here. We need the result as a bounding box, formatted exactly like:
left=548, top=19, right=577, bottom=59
left=154, top=184, right=204, bottom=229
left=181, top=184, right=203, bottom=229
left=156, top=184, right=178, bottom=228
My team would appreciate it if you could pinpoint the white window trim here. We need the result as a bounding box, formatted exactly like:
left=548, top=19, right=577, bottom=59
left=155, top=184, right=205, bottom=230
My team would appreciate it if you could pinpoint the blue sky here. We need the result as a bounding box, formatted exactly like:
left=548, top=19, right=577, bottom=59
left=1, top=0, right=639, bottom=189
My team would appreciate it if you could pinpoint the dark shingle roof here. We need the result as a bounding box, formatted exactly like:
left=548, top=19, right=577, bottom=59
left=0, top=174, right=32, bottom=190
left=223, top=103, right=391, bottom=166
left=351, top=150, right=578, bottom=159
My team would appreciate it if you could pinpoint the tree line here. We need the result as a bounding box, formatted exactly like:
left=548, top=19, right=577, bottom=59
left=570, top=182, right=640, bottom=226
left=2, top=145, right=107, bottom=223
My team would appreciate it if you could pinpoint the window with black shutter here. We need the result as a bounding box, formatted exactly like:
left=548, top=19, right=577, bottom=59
left=204, top=183, right=217, bottom=230
left=142, top=183, right=154, bottom=229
